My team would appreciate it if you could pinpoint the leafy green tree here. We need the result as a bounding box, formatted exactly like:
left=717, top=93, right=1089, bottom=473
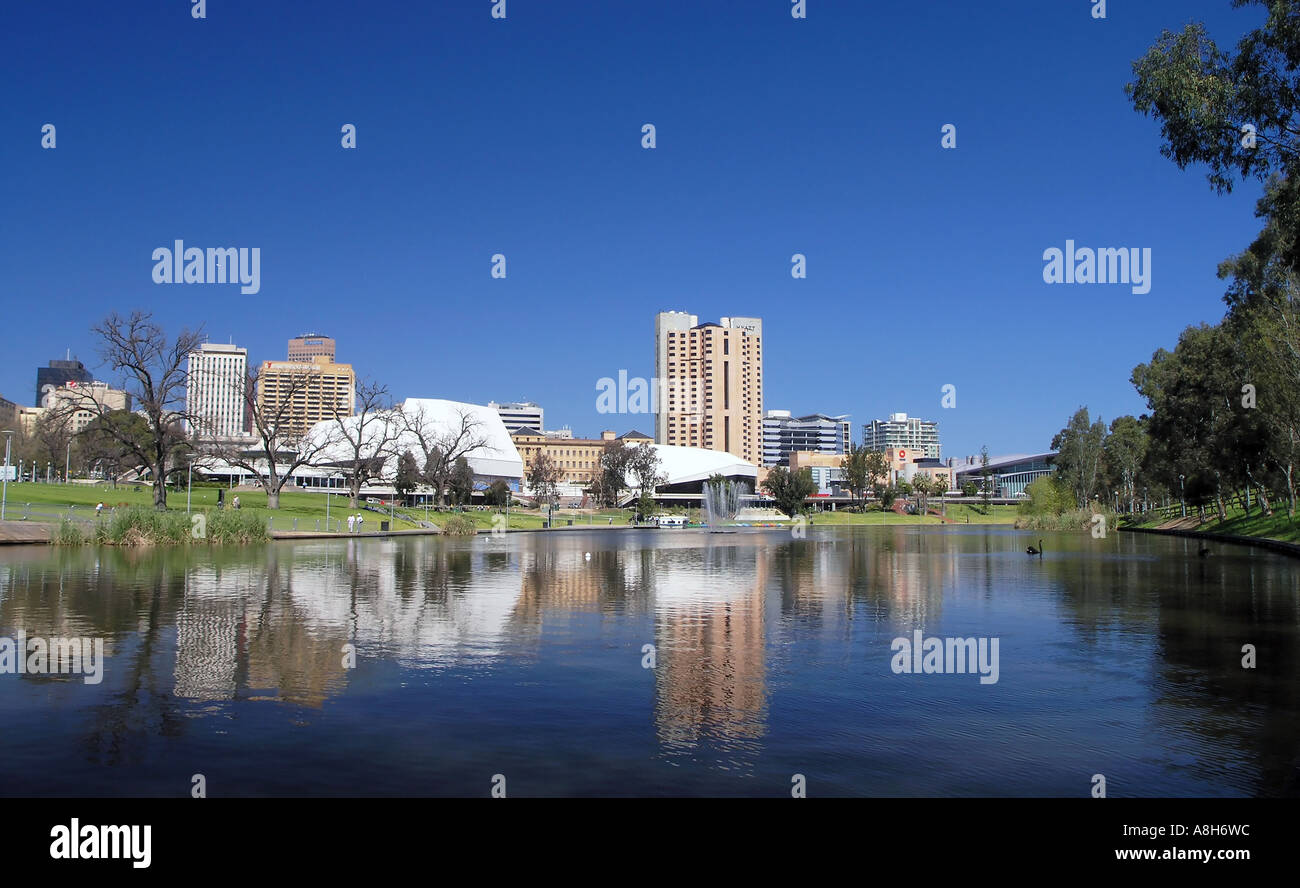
left=979, top=445, right=993, bottom=513
left=878, top=484, right=898, bottom=511
left=1104, top=416, right=1149, bottom=513
left=1020, top=476, right=1076, bottom=516
left=841, top=444, right=871, bottom=506
left=1051, top=410, right=1108, bottom=509
left=484, top=479, right=511, bottom=507
left=79, top=409, right=153, bottom=488
left=596, top=440, right=632, bottom=506
left=762, top=466, right=817, bottom=518
left=394, top=450, right=421, bottom=499
left=1132, top=324, right=1245, bottom=519
left=448, top=456, right=475, bottom=506
left=1127, top=3, right=1300, bottom=197
left=865, top=449, right=891, bottom=497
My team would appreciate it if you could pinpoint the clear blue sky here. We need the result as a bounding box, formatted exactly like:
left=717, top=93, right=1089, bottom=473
left=0, top=0, right=1266, bottom=460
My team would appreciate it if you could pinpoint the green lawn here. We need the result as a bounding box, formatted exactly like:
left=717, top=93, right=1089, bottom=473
left=807, top=503, right=1018, bottom=526
left=1, top=482, right=635, bottom=534
left=1130, top=503, right=1300, bottom=544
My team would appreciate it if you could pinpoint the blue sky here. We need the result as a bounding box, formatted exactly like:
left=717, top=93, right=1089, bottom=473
left=0, top=0, right=1267, bottom=459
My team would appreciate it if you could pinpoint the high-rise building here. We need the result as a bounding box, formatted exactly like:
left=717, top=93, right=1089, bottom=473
left=654, top=311, right=763, bottom=466
left=287, top=333, right=336, bottom=363
left=35, top=358, right=93, bottom=407
left=257, top=357, right=356, bottom=438
left=862, top=412, right=941, bottom=459
left=186, top=342, right=249, bottom=438
left=762, top=410, right=851, bottom=466
left=43, top=381, right=132, bottom=433
left=490, top=401, right=544, bottom=434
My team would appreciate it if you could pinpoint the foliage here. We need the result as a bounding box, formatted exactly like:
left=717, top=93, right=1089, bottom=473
left=441, top=514, right=478, bottom=536
left=762, top=466, right=817, bottom=517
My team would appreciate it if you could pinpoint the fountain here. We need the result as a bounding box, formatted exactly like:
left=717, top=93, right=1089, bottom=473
left=701, top=478, right=745, bottom=531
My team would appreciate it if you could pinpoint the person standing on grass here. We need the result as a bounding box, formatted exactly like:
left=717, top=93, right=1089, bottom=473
left=347, top=513, right=356, bottom=533
left=356, top=513, right=364, bottom=533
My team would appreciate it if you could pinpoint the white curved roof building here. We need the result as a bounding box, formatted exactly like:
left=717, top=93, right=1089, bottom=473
left=628, top=442, right=757, bottom=490
left=305, top=397, right=523, bottom=481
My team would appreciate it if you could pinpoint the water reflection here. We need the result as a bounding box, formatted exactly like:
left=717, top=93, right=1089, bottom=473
left=0, top=526, right=1296, bottom=796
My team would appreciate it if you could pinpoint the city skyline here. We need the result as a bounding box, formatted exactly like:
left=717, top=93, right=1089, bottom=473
left=0, top=2, right=1264, bottom=461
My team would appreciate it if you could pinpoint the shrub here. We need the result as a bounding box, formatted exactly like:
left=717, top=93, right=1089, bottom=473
left=55, top=520, right=85, bottom=545
left=441, top=514, right=479, bottom=536
left=206, top=509, right=270, bottom=545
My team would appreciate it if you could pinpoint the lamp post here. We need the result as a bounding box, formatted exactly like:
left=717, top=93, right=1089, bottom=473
left=2, top=430, right=13, bottom=520
left=1179, top=474, right=1186, bottom=518
left=65, top=440, right=71, bottom=485
left=46, top=461, right=51, bottom=484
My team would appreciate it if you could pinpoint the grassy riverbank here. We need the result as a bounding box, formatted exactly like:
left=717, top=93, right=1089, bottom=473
left=5, top=481, right=635, bottom=539
left=1128, top=504, right=1300, bottom=544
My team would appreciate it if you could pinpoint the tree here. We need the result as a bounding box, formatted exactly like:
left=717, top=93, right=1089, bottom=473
left=77, top=311, right=201, bottom=509
left=912, top=474, right=937, bottom=514
left=627, top=445, right=665, bottom=496
left=484, top=479, right=511, bottom=507
left=1132, top=325, right=1244, bottom=519
left=448, top=456, right=475, bottom=506
left=841, top=444, right=871, bottom=506
left=1105, top=415, right=1149, bottom=513
left=878, top=484, right=898, bottom=511
left=1050, top=411, right=1108, bottom=509
left=979, top=445, right=993, bottom=513
left=762, top=466, right=817, bottom=518
left=394, top=450, right=421, bottom=499
left=401, top=404, right=489, bottom=506
left=1127, top=5, right=1300, bottom=197
left=526, top=451, right=561, bottom=509
left=864, top=449, right=891, bottom=498
left=325, top=379, right=400, bottom=508
left=30, top=409, right=74, bottom=476
left=210, top=361, right=336, bottom=509
left=596, top=439, right=633, bottom=507
left=79, top=409, right=153, bottom=488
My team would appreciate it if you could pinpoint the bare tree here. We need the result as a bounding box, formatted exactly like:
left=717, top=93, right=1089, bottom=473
left=208, top=362, right=338, bottom=509
left=73, top=312, right=202, bottom=509
left=526, top=451, right=562, bottom=508
left=322, top=379, right=400, bottom=508
left=400, top=403, right=489, bottom=506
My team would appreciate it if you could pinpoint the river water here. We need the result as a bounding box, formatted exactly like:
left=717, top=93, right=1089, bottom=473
left=0, top=526, right=1295, bottom=796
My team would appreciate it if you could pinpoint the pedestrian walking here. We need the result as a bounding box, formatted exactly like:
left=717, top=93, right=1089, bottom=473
left=95, top=502, right=104, bottom=518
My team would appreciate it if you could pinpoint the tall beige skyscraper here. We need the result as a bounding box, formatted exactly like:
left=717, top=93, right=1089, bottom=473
left=257, top=356, right=355, bottom=438
left=654, top=311, right=763, bottom=466
left=287, top=333, right=336, bottom=363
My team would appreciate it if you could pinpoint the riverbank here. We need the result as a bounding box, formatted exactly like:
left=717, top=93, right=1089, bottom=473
left=1122, top=506, right=1300, bottom=558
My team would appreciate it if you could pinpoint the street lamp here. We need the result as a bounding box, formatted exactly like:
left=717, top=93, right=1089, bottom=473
left=46, top=461, right=52, bottom=484
left=1179, top=474, right=1186, bottom=518
left=1, top=430, right=13, bottom=520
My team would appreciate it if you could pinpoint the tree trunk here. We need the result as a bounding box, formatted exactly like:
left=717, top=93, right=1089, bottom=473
left=268, top=489, right=280, bottom=510
left=152, top=463, right=168, bottom=510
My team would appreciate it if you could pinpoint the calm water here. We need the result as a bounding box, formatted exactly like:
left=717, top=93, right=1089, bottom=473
left=0, top=527, right=1296, bottom=797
